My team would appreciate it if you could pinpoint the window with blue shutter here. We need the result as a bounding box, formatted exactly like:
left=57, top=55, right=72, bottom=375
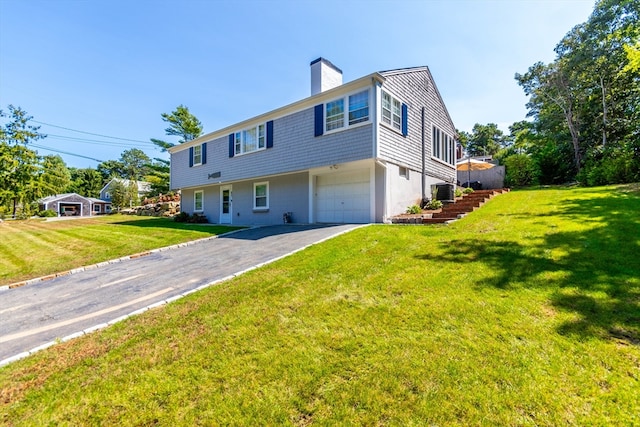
left=228, top=134, right=234, bottom=158
left=189, top=147, right=194, bottom=167
left=202, top=143, right=207, bottom=164
left=266, top=120, right=274, bottom=148
left=314, top=104, right=324, bottom=137
left=401, top=103, right=408, bottom=137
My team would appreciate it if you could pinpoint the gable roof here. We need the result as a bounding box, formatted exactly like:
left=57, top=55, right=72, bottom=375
left=38, top=193, right=90, bottom=204
left=170, top=63, right=456, bottom=153
left=170, top=72, right=386, bottom=154
left=379, top=66, right=457, bottom=135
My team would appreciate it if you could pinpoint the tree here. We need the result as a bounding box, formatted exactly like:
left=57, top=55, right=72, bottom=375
left=120, top=148, right=150, bottom=181
left=516, top=0, right=639, bottom=184
left=97, top=159, right=125, bottom=183
left=0, top=105, right=46, bottom=217
left=151, top=105, right=203, bottom=152
left=466, top=123, right=506, bottom=157
left=145, top=158, right=171, bottom=196
left=38, top=155, right=71, bottom=197
left=66, top=168, right=103, bottom=198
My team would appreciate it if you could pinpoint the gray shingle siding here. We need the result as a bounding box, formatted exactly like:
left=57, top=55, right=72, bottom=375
left=181, top=172, right=309, bottom=225
left=378, top=69, right=456, bottom=183
left=171, top=107, right=373, bottom=190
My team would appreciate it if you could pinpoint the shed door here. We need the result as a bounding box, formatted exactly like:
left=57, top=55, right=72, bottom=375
left=316, top=170, right=370, bottom=223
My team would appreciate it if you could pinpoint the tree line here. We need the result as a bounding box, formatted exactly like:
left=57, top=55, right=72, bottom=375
left=461, top=0, right=638, bottom=187
left=0, top=105, right=202, bottom=218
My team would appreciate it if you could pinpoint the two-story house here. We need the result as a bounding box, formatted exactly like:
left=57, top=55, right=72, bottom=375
left=169, top=58, right=457, bottom=225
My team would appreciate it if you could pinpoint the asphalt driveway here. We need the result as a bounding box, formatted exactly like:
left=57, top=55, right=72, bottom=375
left=0, top=224, right=362, bottom=365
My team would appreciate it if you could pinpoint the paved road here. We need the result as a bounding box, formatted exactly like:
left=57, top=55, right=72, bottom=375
left=0, top=224, right=361, bottom=364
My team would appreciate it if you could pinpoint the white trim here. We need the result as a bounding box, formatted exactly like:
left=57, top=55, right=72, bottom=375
left=253, top=181, right=269, bottom=210
left=194, top=190, right=204, bottom=212
left=169, top=74, right=384, bottom=154
left=220, top=185, right=232, bottom=224
left=192, top=145, right=203, bottom=167
left=322, top=88, right=371, bottom=136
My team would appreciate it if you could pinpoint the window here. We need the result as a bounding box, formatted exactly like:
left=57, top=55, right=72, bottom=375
left=382, top=91, right=402, bottom=132
left=399, top=166, right=409, bottom=179
left=235, top=124, right=266, bottom=155
left=193, top=145, right=202, bottom=165
left=432, top=125, right=455, bottom=166
left=319, top=90, right=370, bottom=134
left=94, top=204, right=101, bottom=212
left=194, top=190, right=203, bottom=211
left=348, top=90, right=369, bottom=125
left=253, top=182, right=269, bottom=210
left=326, top=99, right=344, bottom=131
left=189, top=143, right=206, bottom=167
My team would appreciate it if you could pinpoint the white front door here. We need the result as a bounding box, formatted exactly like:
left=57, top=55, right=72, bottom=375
left=220, top=185, right=232, bottom=224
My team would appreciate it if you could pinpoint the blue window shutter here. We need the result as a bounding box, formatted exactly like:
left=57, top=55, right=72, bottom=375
left=314, top=104, right=324, bottom=137
left=266, top=120, right=274, bottom=148
left=201, top=143, right=207, bottom=164
left=401, top=103, right=408, bottom=137
left=189, top=147, right=194, bottom=167
left=228, top=134, right=234, bottom=158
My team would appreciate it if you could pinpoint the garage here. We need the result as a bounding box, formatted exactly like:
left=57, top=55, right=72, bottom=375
left=315, top=169, right=370, bottom=223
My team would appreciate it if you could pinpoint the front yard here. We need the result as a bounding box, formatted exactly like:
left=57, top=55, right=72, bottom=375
left=1, top=185, right=639, bottom=425
left=0, top=215, right=241, bottom=286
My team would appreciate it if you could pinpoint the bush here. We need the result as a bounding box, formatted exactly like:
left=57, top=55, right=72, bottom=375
left=455, top=188, right=463, bottom=198
left=173, top=212, right=208, bottom=223
left=463, top=187, right=474, bottom=194
left=38, top=209, right=57, bottom=217
left=423, top=199, right=443, bottom=210
left=406, top=205, right=422, bottom=214
left=504, top=154, right=538, bottom=187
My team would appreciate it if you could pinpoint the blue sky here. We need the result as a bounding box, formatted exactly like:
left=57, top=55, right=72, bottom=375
left=0, top=0, right=595, bottom=169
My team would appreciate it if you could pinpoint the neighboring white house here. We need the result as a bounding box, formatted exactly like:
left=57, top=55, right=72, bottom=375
left=38, top=193, right=111, bottom=216
left=100, top=178, right=151, bottom=203
left=169, top=58, right=458, bottom=225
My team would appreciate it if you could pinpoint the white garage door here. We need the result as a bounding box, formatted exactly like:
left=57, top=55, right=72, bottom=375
left=316, top=170, right=370, bottom=223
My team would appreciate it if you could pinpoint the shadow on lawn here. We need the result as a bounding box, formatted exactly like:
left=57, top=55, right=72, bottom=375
left=421, top=186, right=640, bottom=345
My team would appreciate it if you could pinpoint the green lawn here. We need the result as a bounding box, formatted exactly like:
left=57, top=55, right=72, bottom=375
left=1, top=185, right=639, bottom=425
left=0, top=215, right=242, bottom=286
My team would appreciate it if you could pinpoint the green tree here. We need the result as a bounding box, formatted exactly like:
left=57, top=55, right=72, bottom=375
left=151, top=105, right=203, bottom=152
left=97, top=159, right=125, bottom=183
left=466, top=123, right=506, bottom=157
left=0, top=105, right=46, bottom=217
left=120, top=148, right=150, bottom=181
left=109, top=179, right=128, bottom=210
left=145, top=158, right=171, bottom=196
left=66, top=168, right=103, bottom=198
left=516, top=0, right=639, bottom=184
left=38, top=155, right=71, bottom=197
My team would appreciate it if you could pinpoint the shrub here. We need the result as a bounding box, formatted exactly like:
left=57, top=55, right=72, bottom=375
left=173, top=212, right=208, bottom=223
left=406, top=205, right=422, bottom=214
left=423, top=199, right=443, bottom=210
left=455, top=188, right=463, bottom=198
left=38, top=209, right=57, bottom=217
left=463, top=187, right=474, bottom=194
left=504, top=153, right=538, bottom=187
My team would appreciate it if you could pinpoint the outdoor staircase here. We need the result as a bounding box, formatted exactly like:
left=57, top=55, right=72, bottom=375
left=392, top=188, right=510, bottom=225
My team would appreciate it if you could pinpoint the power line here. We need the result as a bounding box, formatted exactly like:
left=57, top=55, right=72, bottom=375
left=31, top=144, right=104, bottom=163
left=46, top=133, right=158, bottom=148
left=31, top=120, right=153, bottom=144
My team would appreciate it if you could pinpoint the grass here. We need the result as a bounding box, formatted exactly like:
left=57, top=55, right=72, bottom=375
left=1, top=185, right=639, bottom=425
left=0, top=215, right=242, bottom=286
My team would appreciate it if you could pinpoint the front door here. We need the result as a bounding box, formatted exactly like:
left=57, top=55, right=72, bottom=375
left=220, top=185, right=232, bottom=224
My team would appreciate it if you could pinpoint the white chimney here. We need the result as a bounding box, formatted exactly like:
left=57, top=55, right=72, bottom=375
left=310, top=57, right=343, bottom=95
